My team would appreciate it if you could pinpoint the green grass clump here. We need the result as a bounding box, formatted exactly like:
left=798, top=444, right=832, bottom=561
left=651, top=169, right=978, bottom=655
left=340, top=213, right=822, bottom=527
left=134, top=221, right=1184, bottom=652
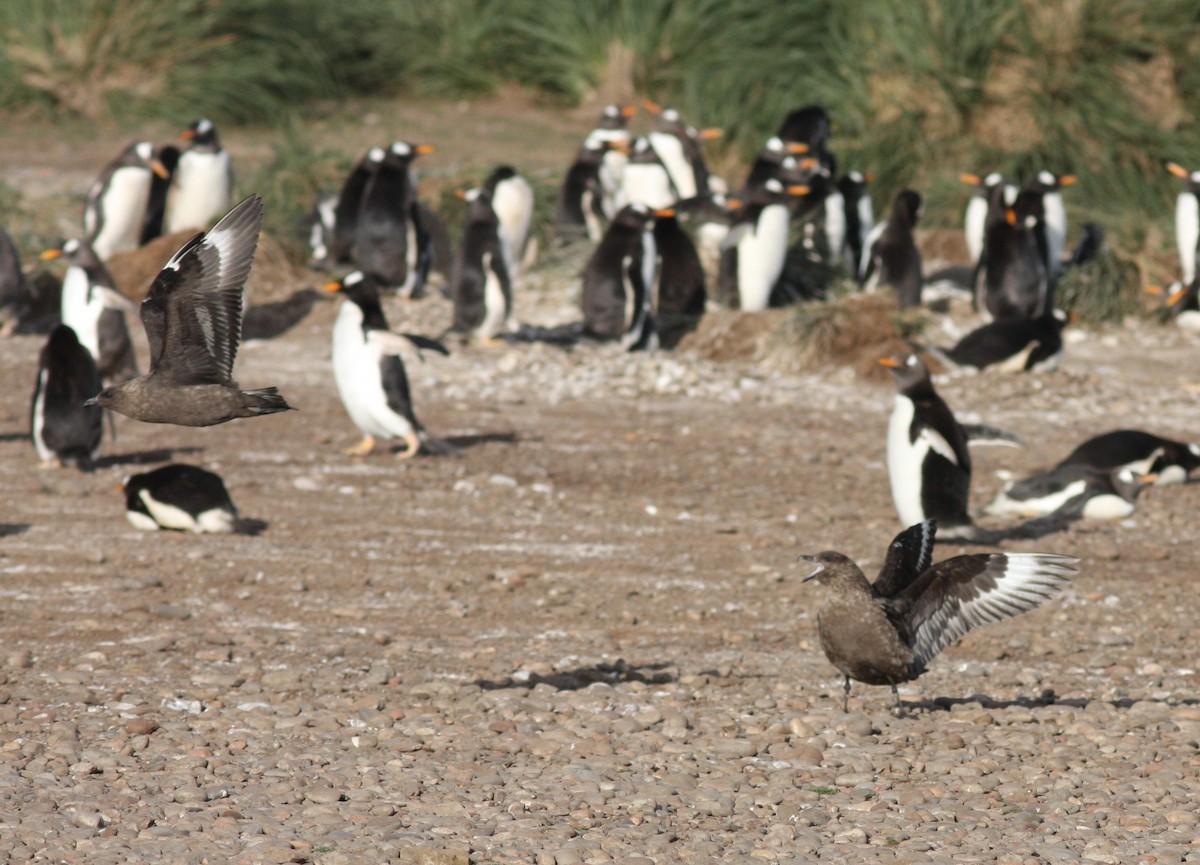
left=1055, top=245, right=1145, bottom=324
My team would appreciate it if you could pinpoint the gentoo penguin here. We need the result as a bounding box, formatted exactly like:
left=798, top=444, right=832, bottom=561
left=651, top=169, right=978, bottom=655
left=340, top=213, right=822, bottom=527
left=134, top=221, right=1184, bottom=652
left=619, top=137, right=676, bottom=210
left=1055, top=428, right=1200, bottom=486
left=139, top=143, right=180, bottom=245
left=974, top=185, right=1048, bottom=321
left=329, top=148, right=380, bottom=266
left=590, top=104, right=637, bottom=219
left=653, top=209, right=705, bottom=348
left=860, top=190, right=924, bottom=308
left=1168, top=162, right=1200, bottom=289
left=83, top=140, right=168, bottom=259
left=744, top=137, right=810, bottom=193
left=0, top=225, right=32, bottom=335
left=324, top=271, right=448, bottom=457
left=163, top=118, right=234, bottom=233
left=644, top=104, right=721, bottom=201
left=555, top=134, right=613, bottom=244
left=935, top=310, right=1066, bottom=373
left=31, top=324, right=103, bottom=469
left=835, top=171, right=874, bottom=278
left=880, top=353, right=976, bottom=540
left=482, top=166, right=535, bottom=282
left=1027, top=170, right=1075, bottom=278
left=39, top=239, right=138, bottom=383
left=121, top=464, right=238, bottom=533
left=581, top=203, right=661, bottom=350
left=987, top=465, right=1156, bottom=520
left=777, top=105, right=833, bottom=172
left=449, top=186, right=512, bottom=342
left=719, top=179, right=808, bottom=311
left=355, top=141, right=436, bottom=295
left=960, top=172, right=1004, bottom=264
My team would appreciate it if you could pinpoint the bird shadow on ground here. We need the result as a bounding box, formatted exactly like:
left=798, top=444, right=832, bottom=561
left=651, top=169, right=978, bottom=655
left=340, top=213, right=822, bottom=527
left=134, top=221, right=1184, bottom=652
left=0, top=524, right=30, bottom=537
left=908, top=692, right=1200, bottom=713
left=92, top=447, right=203, bottom=469
left=233, top=518, right=269, bottom=536
left=412, top=431, right=521, bottom=458
left=0, top=431, right=28, bottom=443
left=474, top=660, right=676, bottom=692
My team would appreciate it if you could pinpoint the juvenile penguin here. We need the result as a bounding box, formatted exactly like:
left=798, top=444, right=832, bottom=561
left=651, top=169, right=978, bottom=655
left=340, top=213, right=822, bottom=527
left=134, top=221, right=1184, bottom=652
left=329, top=148, right=381, bottom=266
left=880, top=353, right=976, bottom=540
left=324, top=271, right=448, bottom=457
left=122, top=463, right=238, bottom=533
left=482, top=166, right=535, bottom=282
left=802, top=518, right=1076, bottom=713
left=39, top=239, right=138, bottom=383
left=960, top=172, right=1004, bottom=264
left=653, top=209, right=706, bottom=348
left=1168, top=162, right=1200, bottom=286
left=355, top=141, right=436, bottom=295
left=974, top=185, right=1048, bottom=321
left=84, top=140, right=169, bottom=259
left=837, top=171, right=874, bottom=278
left=861, top=190, right=924, bottom=307
left=719, top=179, right=808, bottom=311
left=0, top=225, right=33, bottom=335
left=449, top=186, right=512, bottom=342
left=88, top=195, right=292, bottom=426
left=581, top=203, right=661, bottom=350
left=163, top=118, right=234, bottom=233
left=31, top=324, right=103, bottom=469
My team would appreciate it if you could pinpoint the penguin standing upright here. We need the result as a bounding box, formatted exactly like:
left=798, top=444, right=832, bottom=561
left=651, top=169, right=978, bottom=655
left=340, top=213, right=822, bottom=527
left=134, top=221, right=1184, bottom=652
left=163, top=118, right=234, bottom=233
left=860, top=189, right=924, bottom=308
left=719, top=179, right=808, bottom=311
left=306, top=192, right=339, bottom=270
left=960, top=172, right=1004, bottom=264
left=555, top=134, right=614, bottom=244
left=84, top=140, right=168, bottom=259
left=327, top=148, right=382, bottom=267
left=653, top=209, right=705, bottom=348
left=324, top=271, right=448, bottom=457
left=619, top=137, right=676, bottom=210
left=644, top=105, right=720, bottom=201
left=482, top=166, right=535, bottom=282
left=31, top=324, right=103, bottom=469
left=449, top=186, right=512, bottom=342
left=355, top=141, right=436, bottom=295
left=744, top=137, right=810, bottom=193
left=974, top=185, right=1048, bottom=321
left=39, top=239, right=138, bottom=383
left=777, top=105, right=832, bottom=171
left=880, top=353, right=976, bottom=540
left=122, top=464, right=239, bottom=533
left=591, top=104, right=637, bottom=219
left=139, top=143, right=180, bottom=245
left=581, top=203, right=661, bottom=350
left=1168, top=162, right=1200, bottom=286
left=836, top=171, right=874, bottom=278
left=1028, top=170, right=1075, bottom=279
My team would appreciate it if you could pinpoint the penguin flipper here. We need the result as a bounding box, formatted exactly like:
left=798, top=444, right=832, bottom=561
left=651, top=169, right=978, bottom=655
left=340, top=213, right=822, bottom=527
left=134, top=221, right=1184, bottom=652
left=399, top=333, right=451, bottom=356
left=961, top=423, right=1023, bottom=448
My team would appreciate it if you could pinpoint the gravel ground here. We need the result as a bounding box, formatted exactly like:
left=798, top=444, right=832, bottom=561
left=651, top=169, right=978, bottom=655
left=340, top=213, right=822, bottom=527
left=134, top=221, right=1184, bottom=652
left=2, top=121, right=1200, bottom=865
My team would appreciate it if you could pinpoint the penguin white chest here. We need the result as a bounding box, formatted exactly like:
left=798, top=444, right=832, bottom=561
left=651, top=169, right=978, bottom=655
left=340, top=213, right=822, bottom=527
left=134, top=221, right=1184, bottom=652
left=60, top=268, right=101, bottom=360
left=886, top=395, right=934, bottom=526
left=331, top=303, right=414, bottom=439
left=737, top=204, right=789, bottom=311
left=1176, top=192, right=1199, bottom=285
left=621, top=164, right=674, bottom=210
left=165, top=150, right=232, bottom=232
left=647, top=132, right=695, bottom=200
left=92, top=167, right=152, bottom=257
left=479, top=252, right=508, bottom=338
left=964, top=197, right=988, bottom=263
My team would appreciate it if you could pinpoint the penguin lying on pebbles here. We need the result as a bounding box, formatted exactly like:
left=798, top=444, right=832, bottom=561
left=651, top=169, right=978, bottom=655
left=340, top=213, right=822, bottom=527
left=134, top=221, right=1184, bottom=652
left=121, top=464, right=238, bottom=533
left=987, top=464, right=1157, bottom=520
left=324, top=271, right=449, bottom=457
left=931, top=310, right=1067, bottom=373
left=1054, top=429, right=1200, bottom=486
left=31, top=324, right=103, bottom=469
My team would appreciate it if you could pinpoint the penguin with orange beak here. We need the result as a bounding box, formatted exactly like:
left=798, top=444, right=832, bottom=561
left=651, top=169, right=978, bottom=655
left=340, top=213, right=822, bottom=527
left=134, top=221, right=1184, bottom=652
left=163, top=118, right=233, bottom=233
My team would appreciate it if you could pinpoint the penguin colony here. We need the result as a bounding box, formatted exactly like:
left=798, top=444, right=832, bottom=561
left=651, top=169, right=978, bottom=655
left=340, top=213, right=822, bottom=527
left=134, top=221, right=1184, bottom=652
left=2, top=100, right=1198, bottom=715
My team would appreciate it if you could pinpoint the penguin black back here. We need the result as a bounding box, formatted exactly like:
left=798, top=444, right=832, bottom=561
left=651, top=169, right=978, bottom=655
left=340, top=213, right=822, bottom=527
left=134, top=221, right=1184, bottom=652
left=581, top=204, right=656, bottom=342
left=864, top=189, right=923, bottom=308
left=450, top=186, right=511, bottom=338
left=975, top=184, right=1048, bottom=321
left=31, top=324, right=103, bottom=469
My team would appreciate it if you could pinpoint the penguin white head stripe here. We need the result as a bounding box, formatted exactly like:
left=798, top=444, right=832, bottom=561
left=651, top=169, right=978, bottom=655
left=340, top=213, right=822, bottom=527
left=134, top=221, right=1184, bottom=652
left=390, top=141, right=412, bottom=156
left=63, top=239, right=81, bottom=254
left=765, top=178, right=784, bottom=193
left=1037, top=170, right=1056, bottom=185
left=368, top=147, right=385, bottom=162
left=196, top=118, right=214, bottom=135
left=765, top=136, right=785, bottom=152
left=1190, top=444, right=1200, bottom=457
left=136, top=141, right=154, bottom=160
left=344, top=270, right=365, bottom=287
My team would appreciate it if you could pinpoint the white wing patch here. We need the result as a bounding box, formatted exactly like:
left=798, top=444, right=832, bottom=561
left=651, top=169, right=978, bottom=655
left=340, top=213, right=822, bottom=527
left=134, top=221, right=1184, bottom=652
left=919, top=425, right=960, bottom=465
